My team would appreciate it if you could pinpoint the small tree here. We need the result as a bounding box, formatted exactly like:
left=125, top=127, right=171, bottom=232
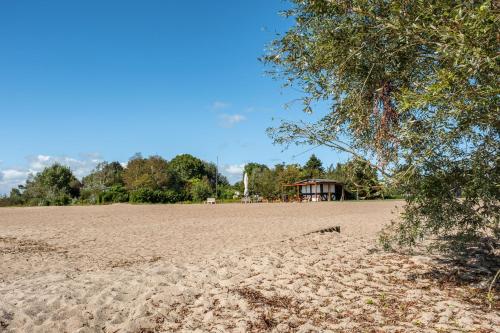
left=341, top=158, right=382, bottom=200
left=23, top=164, right=81, bottom=206
left=244, top=163, right=270, bottom=196
left=303, top=154, right=324, bottom=178
left=190, top=177, right=213, bottom=202
left=123, top=155, right=183, bottom=192
left=81, top=161, right=125, bottom=203
left=169, top=154, right=206, bottom=182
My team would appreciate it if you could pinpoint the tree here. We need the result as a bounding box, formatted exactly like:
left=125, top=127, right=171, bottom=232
left=8, top=188, right=25, bottom=205
left=203, top=161, right=229, bottom=191
left=303, top=154, right=324, bottom=178
left=83, top=162, right=124, bottom=188
left=81, top=161, right=125, bottom=203
left=123, top=155, right=183, bottom=192
left=0, top=188, right=24, bottom=207
left=264, top=0, right=499, bottom=250
left=325, top=163, right=346, bottom=183
left=341, top=158, right=382, bottom=200
left=122, top=154, right=149, bottom=190
left=243, top=163, right=270, bottom=195
left=169, top=154, right=206, bottom=182
left=189, top=177, right=213, bottom=202
left=254, top=168, right=280, bottom=200
left=23, top=164, right=81, bottom=205
left=276, top=163, right=303, bottom=199
left=243, top=163, right=269, bottom=178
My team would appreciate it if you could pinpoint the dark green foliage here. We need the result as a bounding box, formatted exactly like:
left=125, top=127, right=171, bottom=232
left=1, top=154, right=390, bottom=206
left=388, top=146, right=500, bottom=250
left=277, top=163, right=303, bottom=198
left=244, top=163, right=271, bottom=196
left=81, top=161, right=125, bottom=204
left=22, top=164, right=81, bottom=206
left=169, top=154, right=206, bottom=182
left=0, top=189, right=25, bottom=207
left=189, top=177, right=213, bottom=202
left=8, top=188, right=25, bottom=205
left=341, top=158, right=383, bottom=200
left=242, top=156, right=384, bottom=201
left=253, top=167, right=280, bottom=200
left=167, top=155, right=228, bottom=200
left=303, top=154, right=324, bottom=178
left=99, top=185, right=129, bottom=204
left=217, top=184, right=237, bottom=200
left=244, top=163, right=269, bottom=178
left=129, top=188, right=181, bottom=204
left=123, top=155, right=182, bottom=192
left=0, top=196, right=10, bottom=207
left=83, top=162, right=124, bottom=188
left=203, top=161, right=229, bottom=188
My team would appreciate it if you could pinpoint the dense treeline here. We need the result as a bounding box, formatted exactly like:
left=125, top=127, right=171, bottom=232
left=0, top=153, right=395, bottom=206
left=235, top=154, right=396, bottom=201
left=0, top=154, right=231, bottom=206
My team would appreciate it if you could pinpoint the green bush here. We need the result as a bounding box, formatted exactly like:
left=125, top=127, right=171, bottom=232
left=162, top=190, right=183, bottom=203
left=129, top=188, right=182, bottom=204
left=189, top=178, right=213, bottom=202
left=0, top=196, right=14, bottom=207
left=52, top=193, right=71, bottom=206
left=100, top=185, right=129, bottom=203
left=218, top=185, right=236, bottom=200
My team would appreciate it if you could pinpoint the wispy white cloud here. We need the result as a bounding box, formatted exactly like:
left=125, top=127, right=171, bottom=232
left=222, top=163, right=245, bottom=184
left=0, top=153, right=104, bottom=194
left=25, top=154, right=104, bottom=179
left=0, top=169, right=27, bottom=195
left=218, top=114, right=247, bottom=128
left=211, top=101, right=231, bottom=110
left=225, top=163, right=245, bottom=176
left=2, top=169, right=29, bottom=181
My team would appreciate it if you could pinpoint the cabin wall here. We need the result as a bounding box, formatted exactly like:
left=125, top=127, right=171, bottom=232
left=299, top=183, right=336, bottom=194
left=290, top=182, right=343, bottom=201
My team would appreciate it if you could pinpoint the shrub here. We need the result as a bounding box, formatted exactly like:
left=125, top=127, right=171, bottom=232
left=189, top=178, right=213, bottom=202
left=129, top=188, right=182, bottom=204
left=100, top=185, right=129, bottom=203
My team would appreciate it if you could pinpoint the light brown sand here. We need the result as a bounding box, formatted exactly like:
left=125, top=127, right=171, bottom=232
left=0, top=202, right=497, bottom=332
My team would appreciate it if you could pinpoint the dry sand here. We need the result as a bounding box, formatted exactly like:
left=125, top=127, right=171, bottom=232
left=0, top=201, right=498, bottom=332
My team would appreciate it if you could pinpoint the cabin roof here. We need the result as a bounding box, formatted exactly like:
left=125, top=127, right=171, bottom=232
left=284, top=178, right=343, bottom=186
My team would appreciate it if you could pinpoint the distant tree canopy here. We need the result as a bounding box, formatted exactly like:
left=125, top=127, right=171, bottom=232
left=1, top=153, right=237, bottom=206
left=81, top=162, right=127, bottom=204
left=169, top=154, right=206, bottom=183
left=240, top=155, right=385, bottom=200
left=123, top=155, right=182, bottom=192
left=264, top=0, right=499, bottom=250
left=0, top=153, right=391, bottom=207
left=82, top=162, right=124, bottom=189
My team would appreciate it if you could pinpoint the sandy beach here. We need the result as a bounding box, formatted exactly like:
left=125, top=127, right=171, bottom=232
left=0, top=201, right=498, bottom=332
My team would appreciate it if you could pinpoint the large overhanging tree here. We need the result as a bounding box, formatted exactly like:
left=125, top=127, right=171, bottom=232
left=264, top=0, right=499, bottom=250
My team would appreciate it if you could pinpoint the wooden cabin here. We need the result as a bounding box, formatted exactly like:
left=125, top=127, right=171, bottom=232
left=283, top=178, right=345, bottom=202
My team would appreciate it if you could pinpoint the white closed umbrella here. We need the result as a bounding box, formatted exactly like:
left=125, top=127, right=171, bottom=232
left=243, top=172, right=249, bottom=197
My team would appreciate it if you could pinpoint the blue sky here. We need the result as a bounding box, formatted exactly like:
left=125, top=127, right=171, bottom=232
left=0, top=0, right=349, bottom=193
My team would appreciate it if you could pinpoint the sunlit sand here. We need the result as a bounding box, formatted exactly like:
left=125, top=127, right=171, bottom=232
left=1, top=202, right=497, bottom=332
